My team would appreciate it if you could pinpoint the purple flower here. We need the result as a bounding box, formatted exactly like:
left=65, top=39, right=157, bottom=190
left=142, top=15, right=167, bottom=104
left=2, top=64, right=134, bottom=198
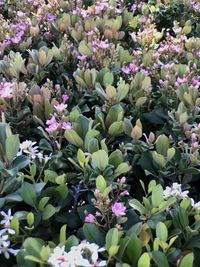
left=119, top=176, right=126, bottom=185
left=62, top=94, right=69, bottom=103
left=62, top=122, right=72, bottom=131
left=54, top=103, right=68, bottom=113
left=112, top=202, right=126, bottom=217
left=121, top=66, right=131, bottom=75
left=85, top=214, right=95, bottom=223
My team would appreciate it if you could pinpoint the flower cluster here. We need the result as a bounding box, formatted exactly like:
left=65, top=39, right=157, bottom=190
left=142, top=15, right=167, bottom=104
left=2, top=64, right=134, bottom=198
left=0, top=210, right=19, bottom=259
left=45, top=95, right=72, bottom=135
left=85, top=177, right=129, bottom=229
left=48, top=242, right=106, bottom=267
left=17, top=140, right=50, bottom=163
left=163, top=183, right=189, bottom=200
left=0, top=81, right=14, bottom=99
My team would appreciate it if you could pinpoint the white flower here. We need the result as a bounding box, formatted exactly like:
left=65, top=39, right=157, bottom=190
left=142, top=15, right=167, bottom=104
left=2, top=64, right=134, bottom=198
left=36, top=152, right=51, bottom=163
left=0, top=209, right=13, bottom=227
left=71, top=241, right=106, bottom=266
left=48, top=246, right=83, bottom=267
left=0, top=226, right=19, bottom=259
left=163, top=183, right=189, bottom=200
left=17, top=140, right=39, bottom=159
left=48, top=242, right=106, bottom=267
left=191, top=198, right=200, bottom=211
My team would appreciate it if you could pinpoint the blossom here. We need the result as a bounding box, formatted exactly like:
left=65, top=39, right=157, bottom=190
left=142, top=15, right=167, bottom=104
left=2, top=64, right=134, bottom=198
left=112, top=202, right=126, bottom=217
left=17, top=140, right=39, bottom=159
left=48, top=242, right=106, bottom=267
left=62, top=94, right=69, bottom=103
left=191, top=199, right=200, bottom=211
left=46, top=116, right=60, bottom=133
left=36, top=152, right=51, bottom=164
left=119, top=176, right=126, bottom=185
left=62, top=122, right=72, bottom=131
left=0, top=82, right=14, bottom=99
left=0, top=230, right=19, bottom=259
left=85, top=214, right=95, bottom=223
left=163, top=183, right=189, bottom=200
left=46, top=122, right=60, bottom=133
left=48, top=246, right=69, bottom=267
left=71, top=241, right=106, bottom=266
left=54, top=103, right=68, bottom=113
left=121, top=66, right=131, bottom=75
left=0, top=209, right=13, bottom=227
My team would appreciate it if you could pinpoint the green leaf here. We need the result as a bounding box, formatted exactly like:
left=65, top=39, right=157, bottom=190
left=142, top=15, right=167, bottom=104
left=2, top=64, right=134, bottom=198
left=27, top=212, right=34, bottom=227
left=109, top=150, right=123, bottom=168
left=152, top=251, right=169, bottom=267
left=77, top=149, right=85, bottom=167
left=44, top=170, right=57, bottom=183
left=116, top=83, right=129, bottom=102
left=156, top=135, right=169, bottom=156
left=85, top=130, right=99, bottom=149
left=23, top=238, right=44, bottom=258
left=103, top=72, right=114, bottom=86
left=129, top=199, right=148, bottom=215
left=106, top=228, right=119, bottom=252
left=5, top=134, right=20, bottom=163
left=88, top=138, right=99, bottom=154
left=25, top=255, right=43, bottom=264
left=108, top=121, right=123, bottom=136
left=92, top=149, right=108, bottom=171
left=96, top=175, right=107, bottom=193
left=64, top=130, right=83, bottom=147
left=114, top=162, right=130, bottom=176
left=38, top=197, right=50, bottom=211
left=59, top=224, right=67, bottom=244
left=152, top=184, right=163, bottom=208
left=127, top=233, right=142, bottom=264
left=56, top=174, right=67, bottom=185
left=11, top=217, right=19, bottom=235
left=156, top=222, right=168, bottom=242
left=179, top=207, right=189, bottom=228
left=138, top=253, right=150, bottom=267
left=179, top=253, right=194, bottom=267
left=78, top=41, right=92, bottom=56
left=42, top=204, right=56, bottom=220
left=109, top=245, right=119, bottom=256
left=167, top=147, right=176, bottom=161
left=20, top=182, right=37, bottom=208
left=152, top=151, right=166, bottom=168
left=65, top=235, right=79, bottom=251
left=83, top=223, right=105, bottom=246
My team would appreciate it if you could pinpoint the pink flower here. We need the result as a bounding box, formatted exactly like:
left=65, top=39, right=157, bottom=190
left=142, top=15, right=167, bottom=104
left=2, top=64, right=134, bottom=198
left=62, top=94, right=69, bottom=103
left=46, top=123, right=60, bottom=133
left=129, top=62, right=138, bottom=72
left=62, top=122, right=72, bottom=130
left=120, top=176, right=126, bottom=185
left=78, top=55, right=87, bottom=61
left=85, top=214, right=95, bottom=223
left=46, top=116, right=57, bottom=126
left=46, top=116, right=60, bottom=133
left=0, top=82, right=14, bottom=99
left=112, top=202, right=126, bottom=217
left=121, top=66, right=131, bottom=75
left=54, top=103, right=68, bottom=113
left=192, top=142, right=199, bottom=148
left=120, top=190, right=129, bottom=197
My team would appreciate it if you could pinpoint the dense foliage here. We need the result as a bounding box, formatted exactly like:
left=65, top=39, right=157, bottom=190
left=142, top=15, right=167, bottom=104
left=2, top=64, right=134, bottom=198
left=0, top=0, right=200, bottom=266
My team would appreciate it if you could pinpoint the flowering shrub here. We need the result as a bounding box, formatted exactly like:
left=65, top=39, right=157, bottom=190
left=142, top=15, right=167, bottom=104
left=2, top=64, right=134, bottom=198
left=0, top=0, right=200, bottom=266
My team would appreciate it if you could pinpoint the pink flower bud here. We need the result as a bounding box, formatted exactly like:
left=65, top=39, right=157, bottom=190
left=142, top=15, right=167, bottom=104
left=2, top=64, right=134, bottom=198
left=85, top=214, right=95, bottom=223
left=120, top=176, right=126, bottom=185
